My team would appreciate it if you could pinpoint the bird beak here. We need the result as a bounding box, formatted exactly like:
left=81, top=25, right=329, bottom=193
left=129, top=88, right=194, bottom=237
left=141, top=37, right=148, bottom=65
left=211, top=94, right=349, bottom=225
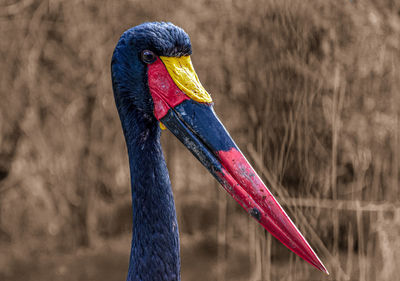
left=147, top=56, right=328, bottom=274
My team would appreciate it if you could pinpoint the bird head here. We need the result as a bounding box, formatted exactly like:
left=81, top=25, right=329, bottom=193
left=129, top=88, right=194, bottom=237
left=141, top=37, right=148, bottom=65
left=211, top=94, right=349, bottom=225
left=111, top=22, right=328, bottom=274
left=111, top=22, right=193, bottom=123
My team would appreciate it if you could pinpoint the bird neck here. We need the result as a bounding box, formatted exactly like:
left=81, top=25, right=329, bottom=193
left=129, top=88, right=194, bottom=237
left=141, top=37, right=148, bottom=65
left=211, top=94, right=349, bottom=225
left=124, top=117, right=180, bottom=281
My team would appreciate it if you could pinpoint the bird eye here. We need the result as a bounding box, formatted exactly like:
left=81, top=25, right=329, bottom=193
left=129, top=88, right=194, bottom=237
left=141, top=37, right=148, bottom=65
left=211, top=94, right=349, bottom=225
left=141, top=50, right=157, bottom=64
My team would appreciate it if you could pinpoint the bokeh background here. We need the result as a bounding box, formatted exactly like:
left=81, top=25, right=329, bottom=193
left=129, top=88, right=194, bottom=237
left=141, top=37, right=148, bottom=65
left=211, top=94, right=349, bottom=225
left=1, top=0, right=400, bottom=280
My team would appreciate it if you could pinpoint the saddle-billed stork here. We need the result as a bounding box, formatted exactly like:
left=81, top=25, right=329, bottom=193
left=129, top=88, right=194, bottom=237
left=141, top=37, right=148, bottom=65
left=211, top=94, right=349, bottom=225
left=111, top=22, right=328, bottom=281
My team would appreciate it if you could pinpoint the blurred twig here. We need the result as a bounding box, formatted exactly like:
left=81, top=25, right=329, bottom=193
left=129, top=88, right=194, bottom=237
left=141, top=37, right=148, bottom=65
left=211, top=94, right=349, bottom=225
left=280, top=197, right=399, bottom=212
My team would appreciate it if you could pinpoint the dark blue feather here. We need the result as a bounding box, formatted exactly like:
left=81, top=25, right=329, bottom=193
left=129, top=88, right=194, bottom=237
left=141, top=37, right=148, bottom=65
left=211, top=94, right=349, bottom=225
left=111, top=22, right=191, bottom=281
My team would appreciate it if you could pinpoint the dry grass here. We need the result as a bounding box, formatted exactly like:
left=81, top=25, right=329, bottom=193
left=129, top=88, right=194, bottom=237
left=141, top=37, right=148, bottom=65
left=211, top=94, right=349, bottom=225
left=1, top=0, right=400, bottom=280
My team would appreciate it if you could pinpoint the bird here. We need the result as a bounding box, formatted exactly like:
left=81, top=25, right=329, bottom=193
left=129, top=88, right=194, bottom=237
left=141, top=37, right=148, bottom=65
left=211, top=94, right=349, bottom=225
left=111, top=22, right=328, bottom=281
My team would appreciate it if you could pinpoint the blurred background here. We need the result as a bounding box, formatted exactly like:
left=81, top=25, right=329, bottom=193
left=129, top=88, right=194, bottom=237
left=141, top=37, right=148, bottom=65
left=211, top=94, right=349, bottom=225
left=1, top=0, right=400, bottom=280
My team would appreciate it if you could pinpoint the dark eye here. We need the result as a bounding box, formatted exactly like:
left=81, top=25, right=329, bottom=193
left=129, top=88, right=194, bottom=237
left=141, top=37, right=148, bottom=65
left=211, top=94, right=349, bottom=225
left=141, top=50, right=157, bottom=64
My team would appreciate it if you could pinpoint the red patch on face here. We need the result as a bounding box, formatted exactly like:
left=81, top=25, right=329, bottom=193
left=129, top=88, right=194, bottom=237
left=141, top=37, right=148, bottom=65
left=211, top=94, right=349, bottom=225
left=147, top=58, right=190, bottom=120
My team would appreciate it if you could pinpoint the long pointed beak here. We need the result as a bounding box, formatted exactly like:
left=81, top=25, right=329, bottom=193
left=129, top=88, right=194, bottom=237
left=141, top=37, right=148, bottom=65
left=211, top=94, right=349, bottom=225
left=147, top=56, right=328, bottom=274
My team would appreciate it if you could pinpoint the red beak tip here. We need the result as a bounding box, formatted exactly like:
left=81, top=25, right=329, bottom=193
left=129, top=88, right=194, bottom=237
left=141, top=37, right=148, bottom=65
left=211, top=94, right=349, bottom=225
left=318, top=263, right=329, bottom=275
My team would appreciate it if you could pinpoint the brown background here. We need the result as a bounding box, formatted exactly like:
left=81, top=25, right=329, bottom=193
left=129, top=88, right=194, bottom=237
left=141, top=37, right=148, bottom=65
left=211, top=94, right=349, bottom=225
left=1, top=0, right=400, bottom=280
